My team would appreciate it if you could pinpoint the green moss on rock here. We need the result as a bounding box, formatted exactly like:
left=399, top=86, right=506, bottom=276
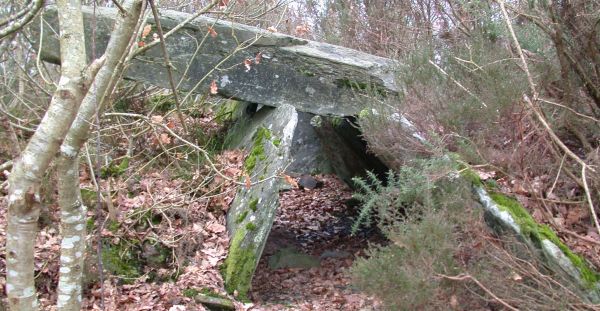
left=183, top=288, right=200, bottom=298
left=243, top=127, right=272, bottom=173
left=457, top=164, right=483, bottom=187
left=246, top=222, right=257, bottom=231
left=200, top=287, right=226, bottom=298
left=249, top=198, right=258, bottom=212
left=223, top=228, right=257, bottom=300
left=490, top=192, right=600, bottom=286
left=236, top=210, right=248, bottom=224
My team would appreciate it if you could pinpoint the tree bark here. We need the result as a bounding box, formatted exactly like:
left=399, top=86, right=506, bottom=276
left=55, top=1, right=144, bottom=309
left=5, top=0, right=95, bottom=309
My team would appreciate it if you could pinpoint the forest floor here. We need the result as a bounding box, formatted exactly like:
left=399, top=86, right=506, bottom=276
left=0, top=151, right=382, bottom=310
left=1, top=109, right=599, bottom=310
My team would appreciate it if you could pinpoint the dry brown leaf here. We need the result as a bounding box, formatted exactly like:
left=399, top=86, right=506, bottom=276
left=449, top=295, right=459, bottom=309
left=295, top=25, right=309, bottom=36
left=244, top=173, right=251, bottom=188
left=159, top=133, right=171, bottom=144
left=566, top=207, right=588, bottom=226
left=283, top=174, right=299, bottom=188
left=207, top=26, right=217, bottom=38
left=244, top=59, right=252, bottom=72
left=209, top=80, right=218, bottom=95
left=512, top=181, right=529, bottom=195
left=142, top=24, right=152, bottom=39
left=255, top=52, right=262, bottom=64
left=511, top=272, right=523, bottom=282
left=267, top=26, right=278, bottom=32
left=151, top=115, right=163, bottom=124
left=206, top=222, right=226, bottom=233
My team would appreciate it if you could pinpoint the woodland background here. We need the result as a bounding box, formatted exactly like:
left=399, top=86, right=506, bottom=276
left=1, top=0, right=600, bottom=310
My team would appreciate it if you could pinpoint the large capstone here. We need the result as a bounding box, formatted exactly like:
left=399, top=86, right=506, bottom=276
left=223, top=104, right=297, bottom=299
left=35, top=6, right=399, bottom=117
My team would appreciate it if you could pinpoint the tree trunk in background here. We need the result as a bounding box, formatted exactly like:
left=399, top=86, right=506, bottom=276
left=5, top=0, right=93, bottom=309
left=55, top=1, right=144, bottom=309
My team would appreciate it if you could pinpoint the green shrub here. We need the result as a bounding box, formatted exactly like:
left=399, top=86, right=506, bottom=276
left=351, top=157, right=462, bottom=233
left=350, top=159, right=592, bottom=310
left=351, top=208, right=458, bottom=310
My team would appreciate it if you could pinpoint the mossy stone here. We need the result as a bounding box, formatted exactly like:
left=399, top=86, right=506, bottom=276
left=490, top=192, right=600, bottom=286
left=223, top=229, right=257, bottom=300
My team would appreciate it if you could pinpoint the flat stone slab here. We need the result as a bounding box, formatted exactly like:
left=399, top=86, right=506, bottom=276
left=36, top=6, right=399, bottom=116
left=223, top=104, right=297, bottom=299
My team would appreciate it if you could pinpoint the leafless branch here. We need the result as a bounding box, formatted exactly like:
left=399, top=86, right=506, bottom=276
left=0, top=0, right=45, bottom=40
left=438, top=273, right=520, bottom=311
left=146, top=0, right=188, bottom=133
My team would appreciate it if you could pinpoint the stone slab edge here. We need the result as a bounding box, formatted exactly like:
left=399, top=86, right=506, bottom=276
left=34, top=6, right=400, bottom=116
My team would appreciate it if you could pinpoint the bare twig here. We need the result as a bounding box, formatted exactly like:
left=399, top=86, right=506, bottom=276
left=104, top=112, right=285, bottom=187
left=146, top=0, right=188, bottom=134
left=0, top=0, right=45, bottom=40
left=428, top=60, right=488, bottom=108
left=498, top=0, right=599, bottom=237
left=0, top=160, right=13, bottom=171
left=560, top=228, right=600, bottom=247
left=133, top=0, right=220, bottom=56
left=438, top=273, right=520, bottom=311
left=111, top=0, right=127, bottom=15
left=582, top=165, right=600, bottom=237
left=538, top=97, right=600, bottom=124
left=548, top=153, right=565, bottom=197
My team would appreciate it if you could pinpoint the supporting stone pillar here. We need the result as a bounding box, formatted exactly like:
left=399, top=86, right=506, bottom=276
left=223, top=104, right=297, bottom=299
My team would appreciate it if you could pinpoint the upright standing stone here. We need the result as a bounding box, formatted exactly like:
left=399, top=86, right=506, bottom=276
left=223, top=104, right=298, bottom=299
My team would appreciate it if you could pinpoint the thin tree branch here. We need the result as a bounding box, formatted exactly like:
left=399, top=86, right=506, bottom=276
left=0, top=0, right=45, bottom=40
left=146, top=0, right=188, bottom=134
left=582, top=165, right=600, bottom=238
left=437, top=273, right=520, bottom=311
left=428, top=60, right=488, bottom=108
left=133, top=0, right=220, bottom=56
left=498, top=0, right=600, bottom=237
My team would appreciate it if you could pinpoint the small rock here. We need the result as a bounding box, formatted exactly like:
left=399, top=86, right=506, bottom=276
left=298, top=175, right=324, bottom=190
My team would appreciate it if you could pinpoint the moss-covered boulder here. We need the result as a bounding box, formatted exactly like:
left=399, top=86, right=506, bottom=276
left=223, top=104, right=298, bottom=299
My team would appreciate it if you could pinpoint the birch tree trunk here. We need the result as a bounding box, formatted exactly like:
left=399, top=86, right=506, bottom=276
left=5, top=1, right=100, bottom=309
left=55, top=1, right=144, bottom=309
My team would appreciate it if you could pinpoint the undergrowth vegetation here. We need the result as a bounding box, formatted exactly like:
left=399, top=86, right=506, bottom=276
left=343, top=0, right=600, bottom=308
left=350, top=161, right=595, bottom=310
